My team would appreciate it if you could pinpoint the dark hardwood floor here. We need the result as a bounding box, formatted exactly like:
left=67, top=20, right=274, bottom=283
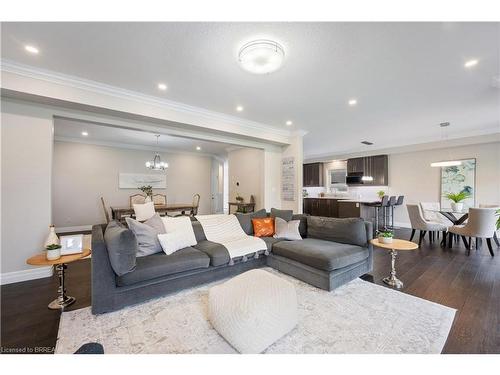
left=1, top=228, right=499, bottom=354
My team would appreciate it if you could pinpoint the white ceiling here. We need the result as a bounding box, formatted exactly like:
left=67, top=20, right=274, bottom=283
left=54, top=118, right=238, bottom=157
left=2, top=22, right=499, bottom=158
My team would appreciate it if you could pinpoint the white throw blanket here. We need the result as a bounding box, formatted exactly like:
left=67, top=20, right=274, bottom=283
left=195, top=214, right=267, bottom=263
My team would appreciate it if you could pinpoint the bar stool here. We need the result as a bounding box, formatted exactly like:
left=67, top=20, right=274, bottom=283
left=381, top=195, right=390, bottom=230
left=387, top=196, right=397, bottom=230
left=392, top=195, right=404, bottom=230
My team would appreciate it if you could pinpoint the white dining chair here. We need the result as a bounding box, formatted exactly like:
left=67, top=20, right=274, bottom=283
left=448, top=208, right=497, bottom=256
left=407, top=204, right=448, bottom=246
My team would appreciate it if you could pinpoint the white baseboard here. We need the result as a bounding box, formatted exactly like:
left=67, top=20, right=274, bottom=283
left=393, top=221, right=411, bottom=229
left=1, top=266, right=53, bottom=285
left=56, top=225, right=93, bottom=233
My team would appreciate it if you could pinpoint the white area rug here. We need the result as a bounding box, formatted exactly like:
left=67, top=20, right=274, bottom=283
left=56, top=268, right=456, bottom=354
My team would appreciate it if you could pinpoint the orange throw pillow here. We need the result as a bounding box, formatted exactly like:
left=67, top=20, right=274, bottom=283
left=252, top=217, right=275, bottom=237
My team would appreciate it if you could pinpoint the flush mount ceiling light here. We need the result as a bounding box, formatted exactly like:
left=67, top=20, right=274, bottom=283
left=24, top=45, right=39, bottom=54
left=430, top=122, right=462, bottom=168
left=348, top=99, right=358, bottom=106
left=238, top=39, right=285, bottom=74
left=157, top=83, right=167, bottom=91
left=464, top=59, right=479, bottom=68
left=145, top=135, right=168, bottom=171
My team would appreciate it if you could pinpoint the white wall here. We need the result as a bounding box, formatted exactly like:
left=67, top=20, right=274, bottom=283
left=389, top=141, right=500, bottom=226
left=280, top=134, right=304, bottom=213
left=228, top=148, right=265, bottom=211
left=52, top=141, right=213, bottom=227
left=1, top=100, right=54, bottom=278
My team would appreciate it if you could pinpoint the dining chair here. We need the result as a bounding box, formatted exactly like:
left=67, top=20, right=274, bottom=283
left=448, top=208, right=497, bottom=256
left=153, top=194, right=167, bottom=206
left=129, top=194, right=146, bottom=207
left=478, top=204, right=500, bottom=247
left=100, top=197, right=110, bottom=223
left=191, top=193, right=201, bottom=216
left=407, top=204, right=448, bottom=246
left=420, top=202, right=453, bottom=241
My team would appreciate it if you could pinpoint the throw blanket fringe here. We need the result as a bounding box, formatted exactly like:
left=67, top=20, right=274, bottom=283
left=195, top=214, right=267, bottom=260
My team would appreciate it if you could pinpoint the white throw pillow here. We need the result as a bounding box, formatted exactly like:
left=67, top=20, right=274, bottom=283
left=158, top=216, right=197, bottom=255
left=133, top=202, right=156, bottom=222
left=273, top=217, right=302, bottom=241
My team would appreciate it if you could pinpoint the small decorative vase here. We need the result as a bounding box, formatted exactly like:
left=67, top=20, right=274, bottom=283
left=379, top=236, right=393, bottom=244
left=44, top=225, right=59, bottom=248
left=451, top=202, right=463, bottom=212
left=46, top=248, right=61, bottom=261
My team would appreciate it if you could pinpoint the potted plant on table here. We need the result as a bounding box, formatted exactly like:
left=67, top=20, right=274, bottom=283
left=444, top=191, right=471, bottom=211
left=378, top=230, right=394, bottom=244
left=139, top=185, right=153, bottom=202
left=235, top=193, right=244, bottom=203
left=377, top=190, right=385, bottom=200
left=45, top=244, right=62, bottom=261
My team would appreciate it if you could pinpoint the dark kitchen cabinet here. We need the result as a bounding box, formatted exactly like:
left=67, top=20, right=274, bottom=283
left=303, top=163, right=324, bottom=187
left=303, top=198, right=340, bottom=217
left=346, top=155, right=388, bottom=186
left=347, top=157, right=364, bottom=174
left=370, top=155, right=388, bottom=186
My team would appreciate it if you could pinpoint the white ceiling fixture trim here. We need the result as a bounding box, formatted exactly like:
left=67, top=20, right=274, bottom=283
left=0, top=60, right=293, bottom=139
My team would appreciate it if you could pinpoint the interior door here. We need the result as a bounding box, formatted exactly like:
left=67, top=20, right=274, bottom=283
left=211, top=159, right=224, bottom=214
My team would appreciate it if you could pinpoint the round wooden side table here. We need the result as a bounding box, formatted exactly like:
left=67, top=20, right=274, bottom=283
left=26, top=249, right=91, bottom=310
left=370, top=238, right=418, bottom=289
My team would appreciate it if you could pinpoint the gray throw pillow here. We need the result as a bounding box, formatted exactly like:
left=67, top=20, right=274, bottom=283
left=126, top=215, right=164, bottom=257
left=274, top=217, right=302, bottom=240
left=192, top=221, right=207, bottom=242
left=144, top=213, right=166, bottom=234
left=271, top=208, right=293, bottom=222
left=306, top=216, right=367, bottom=247
left=104, top=220, right=137, bottom=276
left=235, top=208, right=267, bottom=235
left=292, top=213, right=309, bottom=238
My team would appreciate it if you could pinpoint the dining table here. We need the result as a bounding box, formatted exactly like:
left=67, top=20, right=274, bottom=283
left=427, top=207, right=469, bottom=248
left=111, top=204, right=197, bottom=222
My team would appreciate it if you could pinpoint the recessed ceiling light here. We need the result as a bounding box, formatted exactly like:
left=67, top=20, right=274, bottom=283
left=236, top=105, right=244, bottom=112
left=24, top=45, right=39, bottom=54
left=157, top=83, right=167, bottom=91
left=286, top=120, right=293, bottom=126
left=238, top=39, right=285, bottom=74
left=348, top=99, right=358, bottom=106
left=464, top=59, right=479, bottom=68
left=196, top=146, right=201, bottom=151
left=361, top=141, right=373, bottom=145
left=81, top=131, right=88, bottom=136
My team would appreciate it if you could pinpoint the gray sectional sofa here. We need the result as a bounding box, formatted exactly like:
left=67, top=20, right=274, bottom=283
left=91, top=211, right=373, bottom=314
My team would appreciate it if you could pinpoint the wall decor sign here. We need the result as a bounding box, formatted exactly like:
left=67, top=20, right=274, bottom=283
left=281, top=157, right=295, bottom=201
left=119, top=173, right=167, bottom=189
left=440, top=158, right=476, bottom=209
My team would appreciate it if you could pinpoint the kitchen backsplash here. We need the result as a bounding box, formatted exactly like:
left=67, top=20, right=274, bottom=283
left=304, top=185, right=391, bottom=199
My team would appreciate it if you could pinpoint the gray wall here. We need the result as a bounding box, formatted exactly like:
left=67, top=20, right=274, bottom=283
left=1, top=100, right=53, bottom=275
left=228, top=148, right=264, bottom=211
left=52, top=141, right=213, bottom=228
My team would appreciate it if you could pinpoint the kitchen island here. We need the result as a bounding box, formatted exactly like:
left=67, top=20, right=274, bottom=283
left=303, top=197, right=379, bottom=221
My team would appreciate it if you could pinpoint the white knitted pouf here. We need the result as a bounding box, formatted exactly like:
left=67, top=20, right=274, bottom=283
left=208, top=269, right=298, bottom=353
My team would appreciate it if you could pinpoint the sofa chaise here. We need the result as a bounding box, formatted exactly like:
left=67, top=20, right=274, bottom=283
left=91, top=211, right=373, bottom=314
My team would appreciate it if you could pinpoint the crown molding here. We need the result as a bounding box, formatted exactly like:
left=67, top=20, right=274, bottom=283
left=305, top=131, right=500, bottom=162
left=1, top=59, right=293, bottom=139
left=54, top=136, right=225, bottom=159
